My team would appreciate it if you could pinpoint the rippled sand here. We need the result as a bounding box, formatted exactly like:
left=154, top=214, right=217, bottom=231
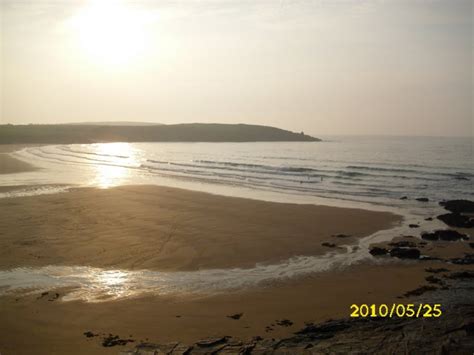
left=0, top=185, right=400, bottom=271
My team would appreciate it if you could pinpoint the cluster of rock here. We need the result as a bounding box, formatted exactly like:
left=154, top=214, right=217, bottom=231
left=114, top=199, right=474, bottom=354
left=117, top=303, right=474, bottom=354
left=370, top=199, right=473, bottom=262
left=437, top=199, right=474, bottom=228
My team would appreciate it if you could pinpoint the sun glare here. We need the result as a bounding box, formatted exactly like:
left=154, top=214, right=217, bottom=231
left=92, top=143, right=137, bottom=188
left=69, top=0, right=150, bottom=67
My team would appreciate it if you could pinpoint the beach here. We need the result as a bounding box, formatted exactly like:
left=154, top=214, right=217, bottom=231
left=0, top=149, right=473, bottom=354
left=2, top=0, right=472, bottom=352
left=0, top=184, right=399, bottom=271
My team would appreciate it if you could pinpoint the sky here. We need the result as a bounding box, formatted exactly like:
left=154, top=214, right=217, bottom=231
left=0, top=0, right=472, bottom=136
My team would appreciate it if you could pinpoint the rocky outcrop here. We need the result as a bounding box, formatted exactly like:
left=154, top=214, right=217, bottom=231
left=416, top=197, right=429, bottom=202
left=437, top=200, right=474, bottom=228
left=421, top=230, right=468, bottom=242
left=450, top=254, right=474, bottom=265
left=437, top=213, right=474, bottom=228
left=118, top=303, right=474, bottom=354
left=321, top=242, right=337, bottom=248
left=440, top=200, right=474, bottom=214
left=369, top=247, right=388, bottom=256
left=389, top=240, right=417, bottom=248
left=389, top=247, right=421, bottom=259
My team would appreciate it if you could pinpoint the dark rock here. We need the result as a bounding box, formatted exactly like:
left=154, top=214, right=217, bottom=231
left=295, top=320, right=350, bottom=339
left=400, top=196, right=408, bottom=200
left=239, top=343, right=255, bottom=355
left=389, top=240, right=417, bottom=248
left=445, top=271, right=474, bottom=279
left=389, top=247, right=420, bottom=259
left=450, top=254, right=474, bottom=265
left=170, top=344, right=192, bottom=354
left=404, top=285, right=437, bottom=297
left=425, top=267, right=449, bottom=273
left=463, top=321, right=474, bottom=335
left=416, top=197, right=429, bottom=202
left=196, top=336, right=229, bottom=347
left=439, top=199, right=474, bottom=214
left=332, top=234, right=351, bottom=238
left=124, top=303, right=474, bottom=354
left=369, top=247, right=388, bottom=256
left=133, top=342, right=182, bottom=354
left=409, top=224, right=419, bottom=228
left=425, top=217, right=433, bottom=221
left=83, top=331, right=98, bottom=338
left=419, top=255, right=444, bottom=261
left=321, top=242, right=336, bottom=248
left=425, top=276, right=444, bottom=285
left=227, top=313, right=243, bottom=320
left=422, top=232, right=438, bottom=241
left=276, top=319, right=293, bottom=327
left=437, top=213, right=474, bottom=228
left=102, top=334, right=134, bottom=347
left=422, top=230, right=467, bottom=241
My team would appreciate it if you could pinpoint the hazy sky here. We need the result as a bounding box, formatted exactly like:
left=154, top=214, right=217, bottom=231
left=1, top=0, right=472, bottom=136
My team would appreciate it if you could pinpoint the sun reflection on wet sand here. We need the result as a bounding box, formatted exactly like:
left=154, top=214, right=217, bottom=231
left=0, top=244, right=368, bottom=303
left=93, top=270, right=130, bottom=300
left=92, top=143, right=138, bottom=188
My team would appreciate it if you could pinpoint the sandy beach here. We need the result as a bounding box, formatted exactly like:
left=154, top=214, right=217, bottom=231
left=2, top=0, right=472, bottom=351
left=0, top=152, right=472, bottom=354
left=0, top=184, right=399, bottom=271
left=1, top=262, right=449, bottom=355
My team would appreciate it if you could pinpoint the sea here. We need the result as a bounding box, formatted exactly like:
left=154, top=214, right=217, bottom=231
left=4, top=135, right=473, bottom=211
left=1, top=135, right=472, bottom=301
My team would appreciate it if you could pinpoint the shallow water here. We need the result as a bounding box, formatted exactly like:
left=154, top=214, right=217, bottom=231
left=4, top=136, right=473, bottom=213
left=0, top=218, right=443, bottom=302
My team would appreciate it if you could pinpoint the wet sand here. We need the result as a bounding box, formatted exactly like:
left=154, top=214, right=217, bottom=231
left=1, top=261, right=454, bottom=355
left=0, top=154, right=38, bottom=174
left=0, top=185, right=400, bottom=271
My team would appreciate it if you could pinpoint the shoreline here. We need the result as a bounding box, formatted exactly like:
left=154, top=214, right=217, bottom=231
left=0, top=144, right=434, bottom=220
left=0, top=154, right=38, bottom=175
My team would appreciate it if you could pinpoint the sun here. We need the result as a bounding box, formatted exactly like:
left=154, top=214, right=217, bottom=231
left=69, top=0, right=150, bottom=67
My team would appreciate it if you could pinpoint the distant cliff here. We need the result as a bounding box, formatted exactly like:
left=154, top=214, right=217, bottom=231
left=0, top=123, right=320, bottom=144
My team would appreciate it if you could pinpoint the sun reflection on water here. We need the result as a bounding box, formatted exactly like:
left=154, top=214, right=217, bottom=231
left=93, top=270, right=130, bottom=299
left=92, top=143, right=138, bottom=188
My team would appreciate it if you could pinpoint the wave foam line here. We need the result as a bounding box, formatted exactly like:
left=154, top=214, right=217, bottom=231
left=0, top=246, right=371, bottom=303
